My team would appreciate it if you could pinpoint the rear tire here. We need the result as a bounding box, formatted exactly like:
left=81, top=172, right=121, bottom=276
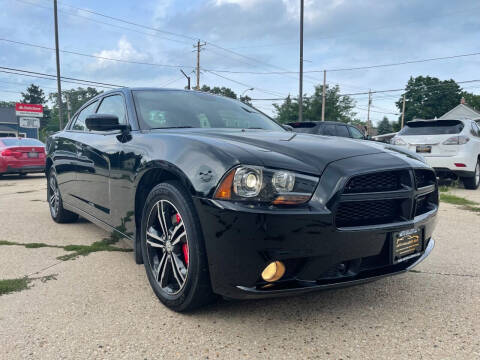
left=140, top=181, right=215, bottom=312
left=461, top=160, right=480, bottom=190
left=47, top=168, right=79, bottom=223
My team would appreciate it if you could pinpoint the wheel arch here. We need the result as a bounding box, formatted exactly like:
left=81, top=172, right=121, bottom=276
left=134, top=163, right=196, bottom=232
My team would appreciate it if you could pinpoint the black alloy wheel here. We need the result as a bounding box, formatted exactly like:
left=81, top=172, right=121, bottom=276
left=141, top=181, right=215, bottom=312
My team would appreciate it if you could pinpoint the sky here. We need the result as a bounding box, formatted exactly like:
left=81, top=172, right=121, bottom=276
left=0, top=0, right=479, bottom=124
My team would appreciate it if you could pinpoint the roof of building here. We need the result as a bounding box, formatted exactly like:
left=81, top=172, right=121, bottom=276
left=439, top=103, right=480, bottom=121
left=0, top=107, right=16, bottom=124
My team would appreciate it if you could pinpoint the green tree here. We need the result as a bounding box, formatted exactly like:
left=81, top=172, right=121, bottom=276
left=48, top=87, right=102, bottom=132
left=273, top=85, right=357, bottom=124
left=395, top=76, right=462, bottom=125
left=21, top=84, right=46, bottom=105
left=273, top=95, right=300, bottom=124
left=461, top=91, right=480, bottom=110
left=377, top=116, right=393, bottom=135
left=0, top=101, right=15, bottom=108
left=200, top=85, right=237, bottom=99
left=306, top=85, right=356, bottom=123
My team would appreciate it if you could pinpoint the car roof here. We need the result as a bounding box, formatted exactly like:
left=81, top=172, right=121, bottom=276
left=288, top=121, right=353, bottom=126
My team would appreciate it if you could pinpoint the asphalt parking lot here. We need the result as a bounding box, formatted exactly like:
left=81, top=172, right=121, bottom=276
left=0, top=175, right=479, bottom=359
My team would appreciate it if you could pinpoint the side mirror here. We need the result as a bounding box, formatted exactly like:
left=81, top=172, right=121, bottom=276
left=282, top=124, right=294, bottom=132
left=85, top=114, right=128, bottom=132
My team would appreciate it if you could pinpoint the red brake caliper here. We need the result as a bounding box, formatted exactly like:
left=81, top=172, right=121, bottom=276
left=176, top=213, right=189, bottom=266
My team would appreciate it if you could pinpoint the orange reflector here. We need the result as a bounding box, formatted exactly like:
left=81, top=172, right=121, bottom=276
left=213, top=169, right=235, bottom=200
left=272, top=194, right=310, bottom=205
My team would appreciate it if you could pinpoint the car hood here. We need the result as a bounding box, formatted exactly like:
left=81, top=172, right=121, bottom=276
left=159, top=129, right=424, bottom=176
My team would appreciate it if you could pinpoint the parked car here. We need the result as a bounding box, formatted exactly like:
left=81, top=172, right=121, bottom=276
left=46, top=88, right=437, bottom=311
left=0, top=137, right=46, bottom=176
left=287, top=121, right=367, bottom=139
left=391, top=119, right=480, bottom=189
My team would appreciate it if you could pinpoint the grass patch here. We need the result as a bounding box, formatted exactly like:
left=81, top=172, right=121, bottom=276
left=440, top=193, right=480, bottom=214
left=438, top=185, right=450, bottom=193
left=440, top=193, right=478, bottom=206
left=0, top=277, right=29, bottom=295
left=0, top=274, right=57, bottom=296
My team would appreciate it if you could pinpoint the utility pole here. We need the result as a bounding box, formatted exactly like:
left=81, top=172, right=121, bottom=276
left=180, top=70, right=191, bottom=90
left=401, top=94, right=406, bottom=128
left=53, top=0, right=63, bottom=130
left=321, top=70, right=326, bottom=121
left=366, top=89, right=372, bottom=137
left=194, top=40, right=206, bottom=90
left=298, top=0, right=304, bottom=122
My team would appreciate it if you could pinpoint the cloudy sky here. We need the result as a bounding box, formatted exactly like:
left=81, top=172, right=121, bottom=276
left=0, top=0, right=479, bottom=123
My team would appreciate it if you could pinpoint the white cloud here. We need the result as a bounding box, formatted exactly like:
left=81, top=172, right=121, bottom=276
left=282, top=0, right=345, bottom=22
left=91, top=37, right=148, bottom=69
left=214, top=0, right=260, bottom=9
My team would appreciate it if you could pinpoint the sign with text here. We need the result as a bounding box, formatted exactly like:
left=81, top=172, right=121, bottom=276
left=19, top=117, right=41, bottom=128
left=15, top=103, right=43, bottom=117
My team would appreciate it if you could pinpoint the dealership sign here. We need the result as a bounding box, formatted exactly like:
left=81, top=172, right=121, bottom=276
left=19, top=117, right=41, bottom=128
left=15, top=103, right=43, bottom=117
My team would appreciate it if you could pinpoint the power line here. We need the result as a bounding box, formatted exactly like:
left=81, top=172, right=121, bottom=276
left=205, top=71, right=286, bottom=97
left=0, top=66, right=122, bottom=88
left=0, top=38, right=197, bottom=70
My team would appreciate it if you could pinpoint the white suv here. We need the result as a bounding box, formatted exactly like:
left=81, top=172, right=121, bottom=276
left=391, top=119, right=480, bottom=189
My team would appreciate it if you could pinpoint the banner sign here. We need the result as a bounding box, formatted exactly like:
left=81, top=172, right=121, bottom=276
left=19, top=117, right=41, bottom=128
left=15, top=103, right=43, bottom=117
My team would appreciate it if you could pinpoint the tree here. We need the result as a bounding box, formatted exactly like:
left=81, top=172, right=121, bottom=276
left=377, top=116, right=393, bottom=135
left=461, top=91, right=480, bottom=111
left=21, top=84, right=46, bottom=105
left=200, top=85, right=237, bottom=99
left=0, top=101, right=15, bottom=108
left=47, top=87, right=102, bottom=132
left=273, top=95, right=300, bottom=124
left=273, top=85, right=357, bottom=124
left=395, top=76, right=462, bottom=125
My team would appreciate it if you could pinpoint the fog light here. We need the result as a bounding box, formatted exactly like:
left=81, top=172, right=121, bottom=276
left=261, top=261, right=285, bottom=282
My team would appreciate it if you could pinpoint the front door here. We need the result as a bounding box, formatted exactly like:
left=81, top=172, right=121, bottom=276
left=74, top=94, right=128, bottom=224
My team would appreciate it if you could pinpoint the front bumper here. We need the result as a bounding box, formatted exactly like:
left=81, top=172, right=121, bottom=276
left=194, top=198, right=437, bottom=300
left=1, top=165, right=45, bottom=174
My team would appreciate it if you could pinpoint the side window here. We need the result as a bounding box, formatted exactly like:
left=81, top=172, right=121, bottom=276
left=96, top=95, right=127, bottom=124
left=348, top=126, right=365, bottom=139
left=323, top=124, right=336, bottom=136
left=336, top=125, right=350, bottom=137
left=72, top=101, right=98, bottom=131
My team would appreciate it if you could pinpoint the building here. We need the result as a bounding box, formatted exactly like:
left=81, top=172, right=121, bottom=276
left=0, top=107, right=40, bottom=138
left=438, top=98, right=480, bottom=121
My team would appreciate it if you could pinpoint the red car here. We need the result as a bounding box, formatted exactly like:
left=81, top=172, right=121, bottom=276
left=0, top=137, right=46, bottom=176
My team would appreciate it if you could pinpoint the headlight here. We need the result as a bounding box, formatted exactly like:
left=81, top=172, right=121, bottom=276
left=214, top=166, right=318, bottom=205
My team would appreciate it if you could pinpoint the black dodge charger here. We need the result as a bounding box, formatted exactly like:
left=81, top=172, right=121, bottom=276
left=46, top=88, right=438, bottom=311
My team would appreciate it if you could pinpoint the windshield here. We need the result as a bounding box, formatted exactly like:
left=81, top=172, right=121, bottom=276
left=133, top=90, right=284, bottom=131
left=0, top=138, right=44, bottom=147
left=398, top=120, right=464, bottom=135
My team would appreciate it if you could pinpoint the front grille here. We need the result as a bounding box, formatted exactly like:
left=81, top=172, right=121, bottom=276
left=414, top=169, right=436, bottom=188
left=344, top=171, right=402, bottom=193
left=335, top=199, right=402, bottom=227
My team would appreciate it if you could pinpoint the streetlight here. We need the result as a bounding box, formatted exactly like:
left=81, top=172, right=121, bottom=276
left=242, top=88, right=254, bottom=96
left=298, top=0, right=304, bottom=122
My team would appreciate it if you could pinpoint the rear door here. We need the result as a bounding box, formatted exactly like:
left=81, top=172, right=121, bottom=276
left=74, top=93, right=128, bottom=223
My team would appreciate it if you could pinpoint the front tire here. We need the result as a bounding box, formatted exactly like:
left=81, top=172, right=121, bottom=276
left=461, top=160, right=480, bottom=190
left=47, top=168, right=79, bottom=223
left=140, top=181, right=215, bottom=312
